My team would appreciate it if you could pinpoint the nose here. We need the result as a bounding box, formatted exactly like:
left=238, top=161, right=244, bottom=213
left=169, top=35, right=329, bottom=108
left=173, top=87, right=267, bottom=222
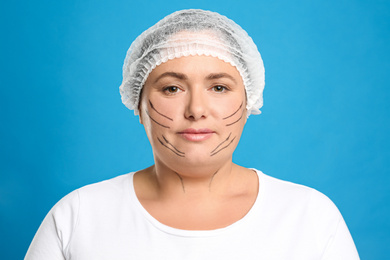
left=184, top=88, right=208, bottom=121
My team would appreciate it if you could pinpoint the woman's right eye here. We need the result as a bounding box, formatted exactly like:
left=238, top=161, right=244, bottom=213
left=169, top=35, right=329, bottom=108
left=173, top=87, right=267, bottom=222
left=163, top=86, right=180, bottom=94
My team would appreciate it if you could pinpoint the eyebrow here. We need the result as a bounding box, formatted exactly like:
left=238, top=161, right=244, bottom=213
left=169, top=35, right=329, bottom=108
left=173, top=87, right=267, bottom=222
left=154, top=72, right=188, bottom=83
left=153, top=71, right=237, bottom=84
left=206, top=73, right=237, bottom=84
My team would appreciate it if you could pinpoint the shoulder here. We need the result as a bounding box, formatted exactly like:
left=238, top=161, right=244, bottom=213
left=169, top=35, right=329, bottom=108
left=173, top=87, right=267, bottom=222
left=50, top=173, right=134, bottom=241
left=51, top=173, right=134, bottom=218
left=255, top=170, right=342, bottom=223
left=26, top=173, right=136, bottom=259
left=248, top=170, right=359, bottom=258
left=258, top=170, right=336, bottom=203
left=76, top=173, right=133, bottom=200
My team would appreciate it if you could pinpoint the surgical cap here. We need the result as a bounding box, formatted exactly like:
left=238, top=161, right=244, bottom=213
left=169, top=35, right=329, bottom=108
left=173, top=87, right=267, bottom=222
left=119, top=9, right=265, bottom=116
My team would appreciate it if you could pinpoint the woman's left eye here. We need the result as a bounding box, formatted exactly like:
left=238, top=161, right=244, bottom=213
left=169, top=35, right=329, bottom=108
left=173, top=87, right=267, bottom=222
left=212, top=85, right=228, bottom=92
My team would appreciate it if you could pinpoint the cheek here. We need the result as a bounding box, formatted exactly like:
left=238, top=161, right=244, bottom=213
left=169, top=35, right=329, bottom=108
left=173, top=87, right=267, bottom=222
left=148, top=98, right=178, bottom=122
left=139, top=97, right=178, bottom=137
left=216, top=94, right=246, bottom=125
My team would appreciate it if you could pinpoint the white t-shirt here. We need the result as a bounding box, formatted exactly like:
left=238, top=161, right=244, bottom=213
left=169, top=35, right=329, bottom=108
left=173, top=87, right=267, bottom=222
left=25, top=170, right=359, bottom=259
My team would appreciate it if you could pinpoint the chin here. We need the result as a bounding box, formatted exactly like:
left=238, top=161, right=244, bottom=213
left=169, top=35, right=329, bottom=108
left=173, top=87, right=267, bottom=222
left=164, top=152, right=232, bottom=174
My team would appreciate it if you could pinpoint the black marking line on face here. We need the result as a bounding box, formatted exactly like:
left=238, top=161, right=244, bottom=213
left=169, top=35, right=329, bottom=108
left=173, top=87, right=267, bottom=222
left=223, top=102, right=243, bottom=120
left=225, top=109, right=245, bottom=127
left=162, top=135, right=185, bottom=155
left=174, top=172, right=185, bottom=193
left=208, top=170, right=219, bottom=191
left=157, top=137, right=185, bottom=157
left=210, top=133, right=232, bottom=154
left=146, top=110, right=170, bottom=129
left=210, top=136, right=236, bottom=157
left=149, top=100, right=173, bottom=121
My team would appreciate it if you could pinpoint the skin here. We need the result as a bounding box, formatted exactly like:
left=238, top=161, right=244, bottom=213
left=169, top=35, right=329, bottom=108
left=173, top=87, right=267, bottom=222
left=134, top=55, right=259, bottom=230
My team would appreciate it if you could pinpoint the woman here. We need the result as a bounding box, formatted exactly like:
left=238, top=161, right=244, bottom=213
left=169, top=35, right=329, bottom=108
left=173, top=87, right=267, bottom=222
left=26, top=9, right=359, bottom=259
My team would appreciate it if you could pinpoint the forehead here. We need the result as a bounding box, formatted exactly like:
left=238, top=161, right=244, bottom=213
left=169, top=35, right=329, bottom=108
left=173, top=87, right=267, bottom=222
left=146, top=55, right=244, bottom=84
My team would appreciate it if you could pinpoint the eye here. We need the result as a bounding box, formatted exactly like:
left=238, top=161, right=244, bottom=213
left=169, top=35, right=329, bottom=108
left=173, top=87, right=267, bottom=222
left=212, top=85, right=228, bottom=93
left=163, top=86, right=181, bottom=94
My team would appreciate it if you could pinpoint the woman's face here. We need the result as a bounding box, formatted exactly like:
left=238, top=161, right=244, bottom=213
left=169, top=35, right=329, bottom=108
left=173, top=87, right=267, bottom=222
left=139, top=55, right=247, bottom=174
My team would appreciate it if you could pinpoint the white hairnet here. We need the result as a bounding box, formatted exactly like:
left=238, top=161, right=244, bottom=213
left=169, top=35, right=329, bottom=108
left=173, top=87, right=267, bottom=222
left=119, top=9, right=265, bottom=116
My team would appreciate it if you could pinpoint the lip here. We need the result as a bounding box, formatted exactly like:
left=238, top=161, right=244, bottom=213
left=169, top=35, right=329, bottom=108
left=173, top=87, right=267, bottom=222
left=177, top=128, right=215, bottom=142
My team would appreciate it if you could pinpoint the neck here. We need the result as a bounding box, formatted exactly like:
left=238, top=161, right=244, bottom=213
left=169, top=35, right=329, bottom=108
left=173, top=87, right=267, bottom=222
left=151, top=158, right=237, bottom=197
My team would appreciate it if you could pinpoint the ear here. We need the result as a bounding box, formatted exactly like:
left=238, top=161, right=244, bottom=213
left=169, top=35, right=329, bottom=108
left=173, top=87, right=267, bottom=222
left=137, top=98, right=144, bottom=125
left=138, top=111, right=144, bottom=125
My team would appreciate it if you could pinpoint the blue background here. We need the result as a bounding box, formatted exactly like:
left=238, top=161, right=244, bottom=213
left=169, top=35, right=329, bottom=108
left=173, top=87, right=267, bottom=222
left=1, top=0, right=389, bottom=259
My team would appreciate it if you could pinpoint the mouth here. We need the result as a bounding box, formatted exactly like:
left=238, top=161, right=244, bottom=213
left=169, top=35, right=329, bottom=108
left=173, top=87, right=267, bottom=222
left=177, top=128, right=215, bottom=142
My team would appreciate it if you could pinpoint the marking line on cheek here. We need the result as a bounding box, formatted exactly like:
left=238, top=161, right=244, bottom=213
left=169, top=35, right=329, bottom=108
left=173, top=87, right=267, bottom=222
left=146, top=110, right=170, bottom=129
left=225, top=109, right=245, bottom=127
left=210, top=136, right=236, bottom=157
left=162, top=135, right=185, bottom=155
left=223, top=102, right=243, bottom=120
left=149, top=100, right=173, bottom=121
left=210, top=133, right=231, bottom=154
left=157, top=137, right=185, bottom=157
